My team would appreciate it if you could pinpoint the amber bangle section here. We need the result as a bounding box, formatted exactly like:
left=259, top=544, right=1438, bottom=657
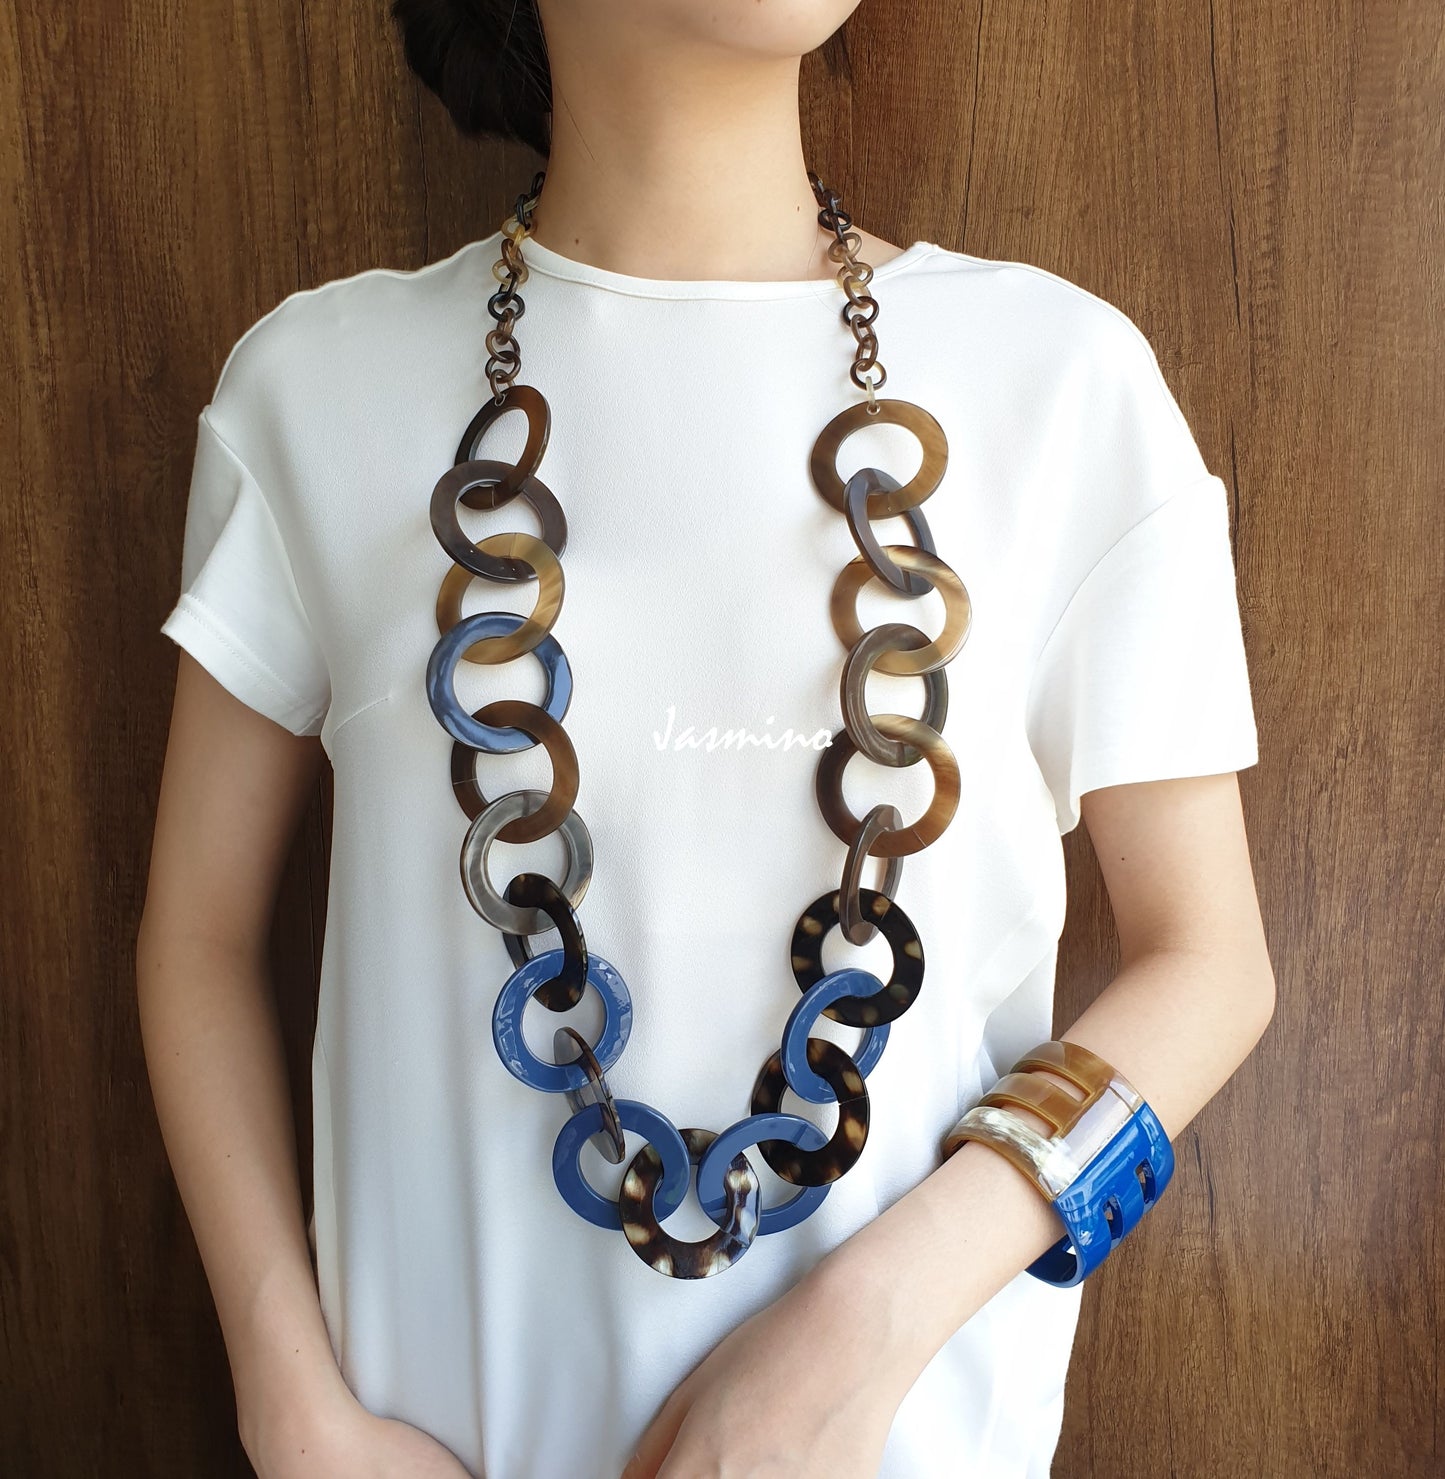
left=941, top=1041, right=1146, bottom=1199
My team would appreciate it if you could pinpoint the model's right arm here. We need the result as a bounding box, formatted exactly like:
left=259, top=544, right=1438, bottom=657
left=136, top=653, right=470, bottom=1478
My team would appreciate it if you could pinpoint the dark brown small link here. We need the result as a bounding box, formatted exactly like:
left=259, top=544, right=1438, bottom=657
left=810, top=173, right=887, bottom=398
left=484, top=171, right=545, bottom=401
left=553, top=1026, right=626, bottom=1164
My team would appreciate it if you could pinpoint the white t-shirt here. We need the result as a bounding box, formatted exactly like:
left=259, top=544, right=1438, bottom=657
left=160, top=228, right=1259, bottom=1478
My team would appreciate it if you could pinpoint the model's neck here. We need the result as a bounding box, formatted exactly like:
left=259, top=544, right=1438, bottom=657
left=527, top=42, right=833, bottom=282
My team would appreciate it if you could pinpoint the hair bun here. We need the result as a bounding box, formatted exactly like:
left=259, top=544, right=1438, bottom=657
left=389, top=0, right=551, bottom=156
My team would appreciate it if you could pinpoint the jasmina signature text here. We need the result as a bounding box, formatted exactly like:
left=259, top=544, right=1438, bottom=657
left=651, top=705, right=833, bottom=754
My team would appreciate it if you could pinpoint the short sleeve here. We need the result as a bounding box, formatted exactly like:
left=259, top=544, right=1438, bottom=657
left=160, top=407, right=330, bottom=736
left=1024, top=471, right=1259, bottom=835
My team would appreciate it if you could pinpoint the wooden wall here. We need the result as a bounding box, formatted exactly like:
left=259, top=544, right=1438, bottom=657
left=2, top=1, right=1438, bottom=1473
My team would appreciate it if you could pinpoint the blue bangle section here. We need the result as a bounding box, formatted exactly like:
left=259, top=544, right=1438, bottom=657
left=1026, top=1099, right=1175, bottom=1287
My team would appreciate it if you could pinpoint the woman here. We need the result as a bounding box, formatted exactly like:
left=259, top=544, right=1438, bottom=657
left=136, top=2, right=1277, bottom=1476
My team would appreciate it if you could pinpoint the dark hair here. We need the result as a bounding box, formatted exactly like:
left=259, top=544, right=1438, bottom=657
left=389, top=0, right=852, bottom=157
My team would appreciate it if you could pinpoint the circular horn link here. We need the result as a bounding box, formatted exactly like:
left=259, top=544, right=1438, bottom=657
left=749, top=1040, right=870, bottom=1188
left=460, top=789, right=593, bottom=933
left=431, top=461, right=568, bottom=582
left=435, top=532, right=564, bottom=664
left=815, top=716, right=960, bottom=857
left=809, top=398, right=947, bottom=516
left=840, top=622, right=950, bottom=766
left=830, top=547, right=973, bottom=676
left=452, top=383, right=550, bottom=505
left=450, top=700, right=579, bottom=841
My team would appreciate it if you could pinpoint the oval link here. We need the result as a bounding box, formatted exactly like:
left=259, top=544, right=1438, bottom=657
left=501, top=873, right=588, bottom=1011
left=432, top=464, right=568, bottom=583
left=553, top=1026, right=626, bottom=1165
left=779, top=967, right=892, bottom=1104
left=843, top=468, right=939, bottom=595
left=450, top=457, right=569, bottom=582
left=452, top=382, right=550, bottom=504
left=839, top=804, right=904, bottom=945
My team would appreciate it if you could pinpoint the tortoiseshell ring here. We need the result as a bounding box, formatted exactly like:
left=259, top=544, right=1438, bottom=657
left=501, top=872, right=588, bottom=1011
left=790, top=887, right=924, bottom=1027
left=619, top=1126, right=761, bottom=1279
left=750, top=1038, right=870, bottom=1187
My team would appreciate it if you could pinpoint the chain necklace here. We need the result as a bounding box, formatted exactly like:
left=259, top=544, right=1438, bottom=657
left=424, top=170, right=971, bottom=1278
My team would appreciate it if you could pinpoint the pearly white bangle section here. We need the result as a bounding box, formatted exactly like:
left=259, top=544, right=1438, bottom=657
left=943, top=1072, right=1143, bottom=1199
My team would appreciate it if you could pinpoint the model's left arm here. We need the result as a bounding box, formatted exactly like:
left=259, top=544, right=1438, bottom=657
left=623, top=768, right=1275, bottom=1479
left=808, top=765, right=1277, bottom=1388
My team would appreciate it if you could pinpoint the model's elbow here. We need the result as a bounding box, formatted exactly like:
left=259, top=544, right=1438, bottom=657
left=1239, top=954, right=1278, bottom=1050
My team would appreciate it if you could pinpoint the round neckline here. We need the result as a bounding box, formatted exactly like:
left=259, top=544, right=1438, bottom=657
left=490, top=232, right=937, bottom=302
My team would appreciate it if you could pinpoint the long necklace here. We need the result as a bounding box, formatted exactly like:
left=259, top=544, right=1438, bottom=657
left=425, top=170, right=971, bottom=1278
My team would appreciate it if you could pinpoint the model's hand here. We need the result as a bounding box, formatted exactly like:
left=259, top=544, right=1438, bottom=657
left=619, top=1265, right=906, bottom=1479
left=244, top=1377, right=474, bottom=1478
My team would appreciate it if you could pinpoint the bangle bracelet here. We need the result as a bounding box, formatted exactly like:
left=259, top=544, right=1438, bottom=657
left=941, top=1040, right=1174, bottom=1286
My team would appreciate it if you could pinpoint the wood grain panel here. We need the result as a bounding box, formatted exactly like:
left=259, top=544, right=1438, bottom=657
left=2, top=1, right=1438, bottom=1474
